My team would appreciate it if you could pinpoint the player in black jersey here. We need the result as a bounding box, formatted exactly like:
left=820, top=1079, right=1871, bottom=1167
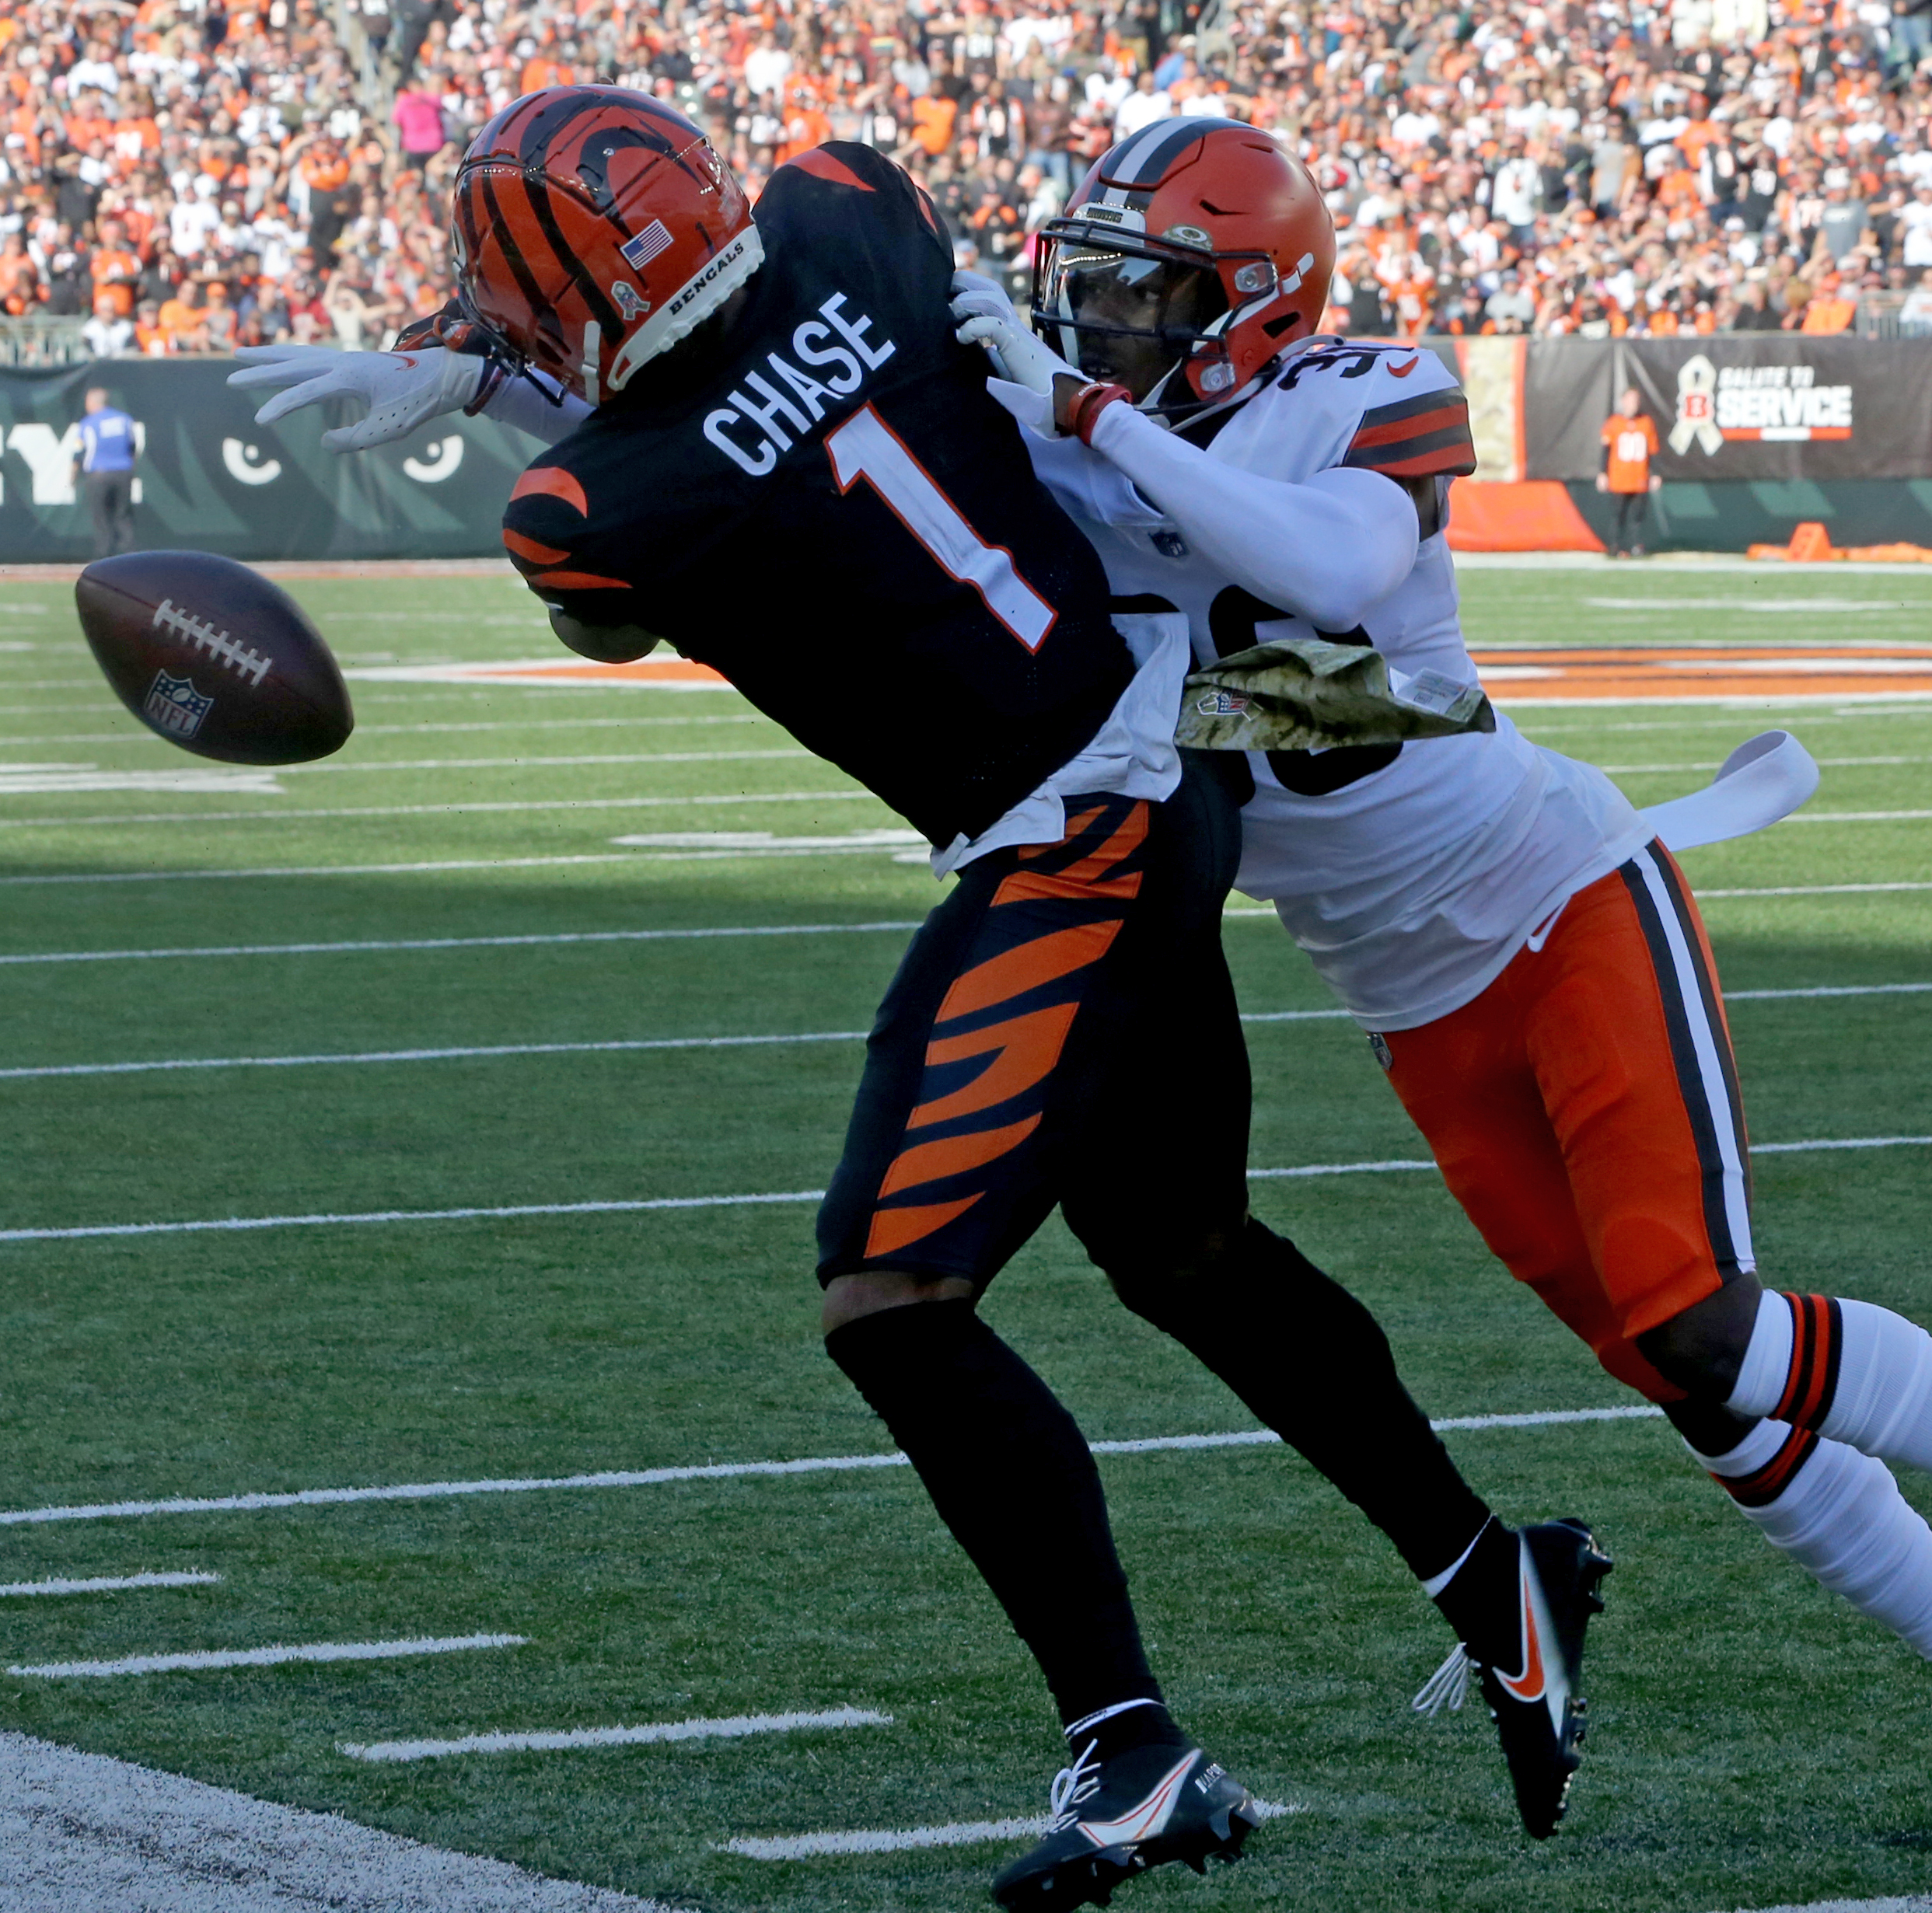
left=232, top=90, right=1588, bottom=1907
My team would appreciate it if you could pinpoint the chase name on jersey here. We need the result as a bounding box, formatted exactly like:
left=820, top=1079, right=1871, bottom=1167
left=703, top=291, right=896, bottom=477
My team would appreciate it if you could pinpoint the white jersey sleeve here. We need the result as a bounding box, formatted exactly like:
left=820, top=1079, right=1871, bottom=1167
left=1024, top=340, right=1651, bottom=1032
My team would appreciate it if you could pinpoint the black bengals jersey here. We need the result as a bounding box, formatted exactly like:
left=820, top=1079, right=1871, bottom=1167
left=502, top=142, right=1134, bottom=848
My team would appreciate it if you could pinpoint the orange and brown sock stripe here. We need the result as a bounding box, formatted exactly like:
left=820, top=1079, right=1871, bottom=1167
left=1772, top=1292, right=1844, bottom=1433
left=1709, top=1423, right=1820, bottom=1508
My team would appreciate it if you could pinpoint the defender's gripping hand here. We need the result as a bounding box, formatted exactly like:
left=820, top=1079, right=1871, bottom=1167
left=228, top=344, right=485, bottom=453
left=949, top=269, right=1081, bottom=398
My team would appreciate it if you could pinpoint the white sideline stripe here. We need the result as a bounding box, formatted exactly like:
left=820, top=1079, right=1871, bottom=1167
left=0, top=1011, right=1375, bottom=1080
left=0, top=1190, right=831, bottom=1243
left=7, top=1632, right=525, bottom=1679
left=721, top=1799, right=1301, bottom=1859
left=338, top=1707, right=892, bottom=1764
left=276, top=749, right=809, bottom=774
left=3, top=1137, right=1924, bottom=1246
left=0, top=920, right=925, bottom=968
left=0, top=1406, right=1669, bottom=1529
left=1726, top=981, right=1932, bottom=1000
left=1700, top=881, right=1932, bottom=898
left=0, top=787, right=872, bottom=829
left=0, top=717, right=767, bottom=745
left=0, top=1031, right=874, bottom=1080
left=0, top=1571, right=220, bottom=1597
left=1785, top=809, right=1932, bottom=822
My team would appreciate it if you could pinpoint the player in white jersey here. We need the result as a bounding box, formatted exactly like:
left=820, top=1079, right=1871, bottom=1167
left=956, top=114, right=1932, bottom=1701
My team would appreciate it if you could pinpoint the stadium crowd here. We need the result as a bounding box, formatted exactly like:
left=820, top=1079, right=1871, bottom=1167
left=8, top=0, right=1932, bottom=358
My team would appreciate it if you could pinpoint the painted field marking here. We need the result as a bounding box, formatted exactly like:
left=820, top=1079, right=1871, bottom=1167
left=275, top=749, right=809, bottom=776
left=0, top=1009, right=1411, bottom=1080
left=0, top=1408, right=1668, bottom=1530
left=2, top=1137, right=1923, bottom=1247
left=0, top=765, right=286, bottom=797
left=338, top=1707, right=891, bottom=1765
left=0, top=787, right=875, bottom=830
left=0, top=1031, right=874, bottom=1081
left=6, top=1632, right=525, bottom=1679
left=0, top=1571, right=220, bottom=1597
left=1600, top=755, right=1930, bottom=774
left=1784, top=810, right=1932, bottom=823
left=721, top=1799, right=1302, bottom=1860
left=0, top=715, right=768, bottom=748
left=1699, top=882, right=1932, bottom=899
left=0, top=920, right=926, bottom=969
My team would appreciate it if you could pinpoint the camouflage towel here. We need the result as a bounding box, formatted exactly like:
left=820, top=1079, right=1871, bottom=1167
left=1176, top=636, right=1494, bottom=753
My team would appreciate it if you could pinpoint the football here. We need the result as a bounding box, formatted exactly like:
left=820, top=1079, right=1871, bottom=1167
left=75, top=550, right=355, bottom=765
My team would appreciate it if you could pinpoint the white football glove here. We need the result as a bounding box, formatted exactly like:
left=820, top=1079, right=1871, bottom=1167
left=227, top=344, right=487, bottom=453
left=949, top=268, right=1081, bottom=400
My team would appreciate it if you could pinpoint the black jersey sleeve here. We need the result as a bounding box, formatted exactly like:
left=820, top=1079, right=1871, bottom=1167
left=501, top=456, right=653, bottom=628
left=776, top=141, right=952, bottom=272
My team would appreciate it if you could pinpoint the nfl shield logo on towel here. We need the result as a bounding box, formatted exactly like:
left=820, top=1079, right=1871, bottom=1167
left=143, top=669, right=214, bottom=741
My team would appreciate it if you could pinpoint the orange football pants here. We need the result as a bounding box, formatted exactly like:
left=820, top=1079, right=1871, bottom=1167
left=1377, top=843, right=1755, bottom=1402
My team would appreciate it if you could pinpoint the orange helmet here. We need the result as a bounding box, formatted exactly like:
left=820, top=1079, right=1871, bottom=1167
left=451, top=87, right=762, bottom=405
left=1034, top=117, right=1333, bottom=412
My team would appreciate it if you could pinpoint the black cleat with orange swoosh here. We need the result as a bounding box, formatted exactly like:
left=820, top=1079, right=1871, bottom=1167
left=1413, top=1517, right=1612, bottom=1838
left=990, top=1740, right=1264, bottom=1911
left=1483, top=1519, right=1612, bottom=1838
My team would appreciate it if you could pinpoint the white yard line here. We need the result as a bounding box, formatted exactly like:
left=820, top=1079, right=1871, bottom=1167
left=1782, top=810, right=1932, bottom=822
left=0, top=919, right=925, bottom=968
left=721, top=1798, right=1301, bottom=1859
left=0, top=1730, right=677, bottom=1911
left=272, top=749, right=809, bottom=774
left=0, top=1031, right=875, bottom=1080
left=339, top=1708, right=892, bottom=1765
left=0, top=1571, right=219, bottom=1597
left=0, top=1011, right=1387, bottom=1080
left=1699, top=881, right=1932, bottom=898
left=0, top=1407, right=1672, bottom=1531
left=0, top=717, right=765, bottom=746
left=0, top=787, right=872, bottom=829
left=7, top=1632, right=524, bottom=1680
left=2, top=1136, right=1920, bottom=1249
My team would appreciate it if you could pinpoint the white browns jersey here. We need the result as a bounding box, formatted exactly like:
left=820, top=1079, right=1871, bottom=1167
left=1029, top=340, right=1651, bottom=1030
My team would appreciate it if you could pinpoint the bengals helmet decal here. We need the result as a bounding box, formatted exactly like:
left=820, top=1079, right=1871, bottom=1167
left=452, top=87, right=763, bottom=404
left=1035, top=118, right=1335, bottom=413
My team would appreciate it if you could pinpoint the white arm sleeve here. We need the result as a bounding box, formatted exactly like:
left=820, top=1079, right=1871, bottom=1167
left=1085, top=401, right=1419, bottom=632
left=482, top=368, right=596, bottom=445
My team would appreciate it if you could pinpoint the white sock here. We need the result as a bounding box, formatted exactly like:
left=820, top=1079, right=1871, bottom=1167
left=1693, top=1419, right=1932, bottom=1658
left=1727, top=1290, right=1932, bottom=1475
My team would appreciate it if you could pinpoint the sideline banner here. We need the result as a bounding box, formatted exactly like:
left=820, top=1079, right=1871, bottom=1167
left=1518, top=337, right=1932, bottom=483
left=0, top=358, right=533, bottom=563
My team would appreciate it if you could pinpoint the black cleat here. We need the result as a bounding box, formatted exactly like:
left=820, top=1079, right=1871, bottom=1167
left=991, top=1739, right=1263, bottom=1911
left=1413, top=1517, right=1612, bottom=1839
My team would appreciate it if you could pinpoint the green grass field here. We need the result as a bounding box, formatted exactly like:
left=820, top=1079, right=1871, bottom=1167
left=2, top=561, right=1930, bottom=1912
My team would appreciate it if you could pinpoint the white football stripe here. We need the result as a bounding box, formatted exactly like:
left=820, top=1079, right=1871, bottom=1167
left=0, top=1407, right=1671, bottom=1530
left=338, top=1707, right=891, bottom=1764
left=0, top=1008, right=1379, bottom=1079
left=278, top=749, right=809, bottom=774
left=0, top=919, right=924, bottom=968
left=0, top=1571, right=220, bottom=1597
left=720, top=1799, right=1300, bottom=1860
left=0, top=767, right=284, bottom=796
left=0, top=787, right=875, bottom=829
left=2, top=1138, right=1923, bottom=1245
left=8, top=1632, right=524, bottom=1679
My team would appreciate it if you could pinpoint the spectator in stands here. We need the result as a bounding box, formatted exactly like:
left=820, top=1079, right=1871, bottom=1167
left=82, top=292, right=131, bottom=359
left=1799, top=269, right=1859, bottom=330
left=1902, top=266, right=1932, bottom=330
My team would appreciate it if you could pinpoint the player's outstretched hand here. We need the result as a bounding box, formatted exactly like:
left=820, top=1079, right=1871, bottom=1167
left=228, top=344, right=485, bottom=453
left=949, top=268, right=1078, bottom=399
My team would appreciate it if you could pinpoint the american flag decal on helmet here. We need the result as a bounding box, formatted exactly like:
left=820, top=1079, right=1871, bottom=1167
left=620, top=219, right=674, bottom=271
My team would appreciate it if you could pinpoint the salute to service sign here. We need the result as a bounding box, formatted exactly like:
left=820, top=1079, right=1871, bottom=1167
left=1523, top=337, right=1932, bottom=483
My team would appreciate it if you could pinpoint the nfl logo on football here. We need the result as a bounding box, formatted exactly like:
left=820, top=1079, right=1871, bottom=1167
left=143, top=669, right=214, bottom=740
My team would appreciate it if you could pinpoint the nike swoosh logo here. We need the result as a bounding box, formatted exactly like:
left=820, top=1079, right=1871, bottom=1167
left=1076, top=1754, right=1197, bottom=1847
left=1389, top=355, right=1421, bottom=376
left=1496, top=1565, right=1546, bottom=1702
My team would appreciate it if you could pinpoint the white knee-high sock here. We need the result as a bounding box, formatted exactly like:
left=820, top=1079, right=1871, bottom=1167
left=1726, top=1289, right=1932, bottom=1474
left=1693, top=1417, right=1932, bottom=1657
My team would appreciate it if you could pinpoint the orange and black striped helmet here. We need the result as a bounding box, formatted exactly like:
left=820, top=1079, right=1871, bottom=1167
left=452, top=87, right=763, bottom=404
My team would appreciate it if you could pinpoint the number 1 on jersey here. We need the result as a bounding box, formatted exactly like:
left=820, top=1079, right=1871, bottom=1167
left=826, top=403, right=1056, bottom=652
